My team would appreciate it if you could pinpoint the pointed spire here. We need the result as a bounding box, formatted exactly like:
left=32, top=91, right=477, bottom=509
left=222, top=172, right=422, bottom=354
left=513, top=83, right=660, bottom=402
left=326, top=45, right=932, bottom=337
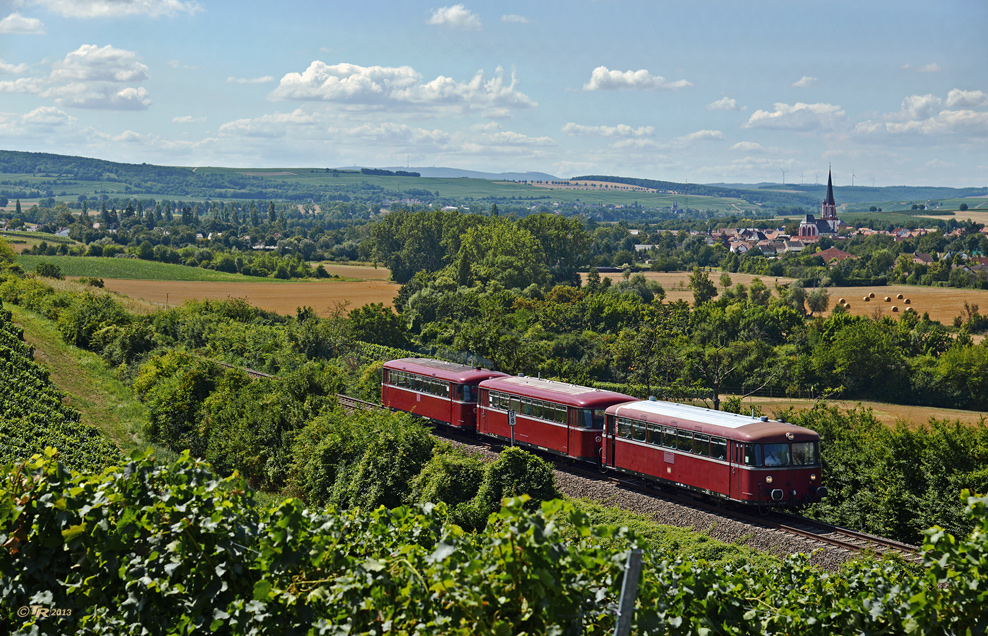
left=824, top=170, right=835, bottom=206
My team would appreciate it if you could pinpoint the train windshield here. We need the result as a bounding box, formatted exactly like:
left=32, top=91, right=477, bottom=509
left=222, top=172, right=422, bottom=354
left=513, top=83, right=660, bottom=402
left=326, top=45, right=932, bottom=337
left=791, top=441, right=819, bottom=466
left=762, top=443, right=791, bottom=467
left=578, top=409, right=606, bottom=429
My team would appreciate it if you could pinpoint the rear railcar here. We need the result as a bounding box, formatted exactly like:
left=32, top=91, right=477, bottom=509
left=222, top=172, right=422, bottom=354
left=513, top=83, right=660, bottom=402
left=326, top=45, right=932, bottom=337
left=382, top=358, right=507, bottom=430
left=477, top=376, right=634, bottom=461
left=603, top=400, right=826, bottom=506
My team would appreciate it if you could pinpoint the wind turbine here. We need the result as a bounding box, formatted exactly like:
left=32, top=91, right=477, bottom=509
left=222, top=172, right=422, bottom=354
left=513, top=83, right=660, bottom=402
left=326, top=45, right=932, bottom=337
left=781, top=168, right=788, bottom=185
left=851, top=169, right=856, bottom=187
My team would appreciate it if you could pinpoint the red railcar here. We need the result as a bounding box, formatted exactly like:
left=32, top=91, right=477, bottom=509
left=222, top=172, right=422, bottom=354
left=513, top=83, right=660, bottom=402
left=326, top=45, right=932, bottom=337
left=602, top=400, right=826, bottom=506
left=382, top=358, right=508, bottom=430
left=477, top=376, right=635, bottom=461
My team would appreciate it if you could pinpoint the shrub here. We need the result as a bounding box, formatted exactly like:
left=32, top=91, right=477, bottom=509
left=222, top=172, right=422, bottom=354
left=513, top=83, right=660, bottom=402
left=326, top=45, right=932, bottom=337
left=34, top=261, right=63, bottom=279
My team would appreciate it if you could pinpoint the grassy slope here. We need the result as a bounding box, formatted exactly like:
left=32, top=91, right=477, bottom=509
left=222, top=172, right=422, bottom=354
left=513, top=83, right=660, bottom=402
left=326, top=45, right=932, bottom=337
left=16, top=255, right=282, bottom=282
left=7, top=304, right=175, bottom=461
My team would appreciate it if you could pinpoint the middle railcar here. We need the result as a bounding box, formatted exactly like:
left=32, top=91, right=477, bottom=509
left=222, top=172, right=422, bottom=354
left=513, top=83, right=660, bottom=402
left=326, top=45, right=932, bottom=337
left=477, top=376, right=635, bottom=461
left=382, top=358, right=508, bottom=430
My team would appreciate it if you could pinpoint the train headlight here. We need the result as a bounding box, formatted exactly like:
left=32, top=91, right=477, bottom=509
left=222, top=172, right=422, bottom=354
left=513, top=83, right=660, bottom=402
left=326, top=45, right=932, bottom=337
left=765, top=475, right=774, bottom=484
left=810, top=473, right=817, bottom=481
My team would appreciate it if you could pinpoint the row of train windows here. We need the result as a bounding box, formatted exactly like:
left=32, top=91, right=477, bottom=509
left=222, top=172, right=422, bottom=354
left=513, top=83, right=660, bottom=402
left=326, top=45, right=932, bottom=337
left=615, top=417, right=729, bottom=461
left=486, top=391, right=569, bottom=425
left=388, top=370, right=449, bottom=398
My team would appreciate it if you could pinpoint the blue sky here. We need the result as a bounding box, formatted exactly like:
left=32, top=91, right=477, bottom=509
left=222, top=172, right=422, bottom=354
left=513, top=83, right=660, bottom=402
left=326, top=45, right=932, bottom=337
left=1, top=0, right=985, bottom=186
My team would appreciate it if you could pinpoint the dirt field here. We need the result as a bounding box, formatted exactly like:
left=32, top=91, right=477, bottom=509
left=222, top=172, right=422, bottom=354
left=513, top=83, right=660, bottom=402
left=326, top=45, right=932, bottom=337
left=591, top=270, right=987, bottom=325
left=100, top=278, right=401, bottom=317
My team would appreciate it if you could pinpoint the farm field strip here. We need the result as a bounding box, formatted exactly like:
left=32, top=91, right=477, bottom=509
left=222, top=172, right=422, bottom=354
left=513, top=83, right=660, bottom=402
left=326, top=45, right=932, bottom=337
left=99, top=278, right=401, bottom=316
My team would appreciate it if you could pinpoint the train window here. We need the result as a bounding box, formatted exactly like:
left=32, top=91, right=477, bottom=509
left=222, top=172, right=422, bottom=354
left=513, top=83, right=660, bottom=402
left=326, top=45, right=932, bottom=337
left=632, top=420, right=647, bottom=442
left=662, top=427, right=677, bottom=449
left=791, top=442, right=818, bottom=466
left=711, top=437, right=728, bottom=461
left=509, top=396, right=521, bottom=413
left=763, top=443, right=791, bottom=467
left=521, top=398, right=533, bottom=416
left=743, top=443, right=762, bottom=466
left=693, top=433, right=710, bottom=456
left=532, top=400, right=543, bottom=419
left=647, top=423, right=662, bottom=445
left=554, top=405, right=567, bottom=424
left=677, top=431, right=693, bottom=453
left=617, top=417, right=633, bottom=439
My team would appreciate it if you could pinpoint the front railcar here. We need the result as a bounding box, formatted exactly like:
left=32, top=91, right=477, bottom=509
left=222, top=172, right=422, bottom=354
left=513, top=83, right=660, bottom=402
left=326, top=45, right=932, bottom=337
left=382, top=358, right=507, bottom=429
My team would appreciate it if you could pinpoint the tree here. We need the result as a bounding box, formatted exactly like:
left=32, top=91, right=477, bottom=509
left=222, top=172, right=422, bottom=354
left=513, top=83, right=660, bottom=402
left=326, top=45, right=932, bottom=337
left=806, top=287, right=831, bottom=316
left=268, top=201, right=276, bottom=224
left=689, top=267, right=717, bottom=306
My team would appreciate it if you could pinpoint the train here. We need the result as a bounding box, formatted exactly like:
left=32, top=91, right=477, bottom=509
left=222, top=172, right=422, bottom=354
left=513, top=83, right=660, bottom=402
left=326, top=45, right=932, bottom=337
left=381, top=357, right=827, bottom=507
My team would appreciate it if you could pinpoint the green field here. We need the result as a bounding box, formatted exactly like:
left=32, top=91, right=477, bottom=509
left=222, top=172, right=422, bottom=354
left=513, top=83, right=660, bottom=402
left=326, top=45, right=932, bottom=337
left=16, top=255, right=282, bottom=282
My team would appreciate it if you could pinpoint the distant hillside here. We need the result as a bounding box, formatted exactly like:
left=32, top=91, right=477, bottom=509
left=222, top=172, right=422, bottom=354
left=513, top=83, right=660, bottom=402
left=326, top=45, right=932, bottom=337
left=576, top=174, right=988, bottom=210
left=384, top=167, right=560, bottom=181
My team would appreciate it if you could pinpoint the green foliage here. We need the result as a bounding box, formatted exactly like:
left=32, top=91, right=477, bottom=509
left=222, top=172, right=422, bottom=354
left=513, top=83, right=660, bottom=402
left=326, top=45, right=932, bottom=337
left=290, top=408, right=436, bottom=509
left=56, top=292, right=131, bottom=350
left=348, top=302, right=412, bottom=349
left=3, top=451, right=988, bottom=635
left=790, top=404, right=988, bottom=544
left=34, top=261, right=64, bottom=279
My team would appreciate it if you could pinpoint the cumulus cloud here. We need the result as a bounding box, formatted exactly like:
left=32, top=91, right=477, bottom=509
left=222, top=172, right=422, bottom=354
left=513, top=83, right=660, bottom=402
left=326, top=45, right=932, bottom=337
left=501, top=14, right=528, bottom=23
left=51, top=44, right=149, bottom=83
left=707, top=97, right=740, bottom=111
left=730, top=141, right=766, bottom=153
left=427, top=4, right=481, bottom=29
left=675, top=129, right=723, bottom=142
left=946, top=89, right=988, bottom=109
left=855, top=89, right=988, bottom=140
left=744, top=102, right=846, bottom=131
left=227, top=75, right=275, bottom=84
left=792, top=75, right=818, bottom=88
left=219, top=109, right=320, bottom=138
left=270, top=62, right=535, bottom=114
left=41, top=44, right=151, bottom=109
left=173, top=115, right=206, bottom=124
left=582, top=66, right=692, bottom=91
left=0, top=12, right=45, bottom=34
left=562, top=122, right=654, bottom=138
left=0, top=59, right=30, bottom=75
left=23, top=0, right=201, bottom=18
left=21, top=106, right=74, bottom=127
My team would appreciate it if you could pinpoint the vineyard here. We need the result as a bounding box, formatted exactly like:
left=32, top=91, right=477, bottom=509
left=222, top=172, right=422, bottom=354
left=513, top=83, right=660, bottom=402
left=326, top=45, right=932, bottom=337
left=0, top=299, right=120, bottom=473
left=2, top=451, right=987, bottom=635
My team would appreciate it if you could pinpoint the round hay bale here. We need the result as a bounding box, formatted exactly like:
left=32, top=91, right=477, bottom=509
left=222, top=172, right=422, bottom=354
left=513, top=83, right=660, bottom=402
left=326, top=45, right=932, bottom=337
left=863, top=296, right=870, bottom=301
left=897, top=293, right=904, bottom=299
left=839, top=298, right=846, bottom=304
left=905, top=298, right=911, bottom=304
left=844, top=303, right=851, bottom=309
left=869, top=292, right=875, bottom=298
left=892, top=306, right=899, bottom=312
left=884, top=296, right=891, bottom=302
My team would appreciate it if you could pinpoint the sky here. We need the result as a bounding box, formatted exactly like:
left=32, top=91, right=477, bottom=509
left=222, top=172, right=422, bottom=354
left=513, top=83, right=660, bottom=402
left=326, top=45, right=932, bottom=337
left=1, top=0, right=986, bottom=187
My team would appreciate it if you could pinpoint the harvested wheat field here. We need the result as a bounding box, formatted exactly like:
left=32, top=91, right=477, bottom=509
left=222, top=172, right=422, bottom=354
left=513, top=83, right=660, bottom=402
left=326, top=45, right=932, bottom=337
left=718, top=396, right=987, bottom=431
left=589, top=270, right=986, bottom=325
left=100, top=278, right=401, bottom=317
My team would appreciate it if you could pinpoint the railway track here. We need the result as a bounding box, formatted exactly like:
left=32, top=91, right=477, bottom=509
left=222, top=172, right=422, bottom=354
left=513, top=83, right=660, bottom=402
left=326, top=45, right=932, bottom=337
left=335, top=394, right=922, bottom=565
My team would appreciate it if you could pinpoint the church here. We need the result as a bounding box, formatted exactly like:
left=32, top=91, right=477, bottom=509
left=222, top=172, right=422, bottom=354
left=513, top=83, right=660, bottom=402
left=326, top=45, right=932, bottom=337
left=798, top=170, right=842, bottom=238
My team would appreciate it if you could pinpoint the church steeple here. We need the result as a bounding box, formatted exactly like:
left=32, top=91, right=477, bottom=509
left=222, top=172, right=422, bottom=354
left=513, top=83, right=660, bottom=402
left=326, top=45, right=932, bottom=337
left=821, top=169, right=838, bottom=230
left=824, top=170, right=835, bottom=207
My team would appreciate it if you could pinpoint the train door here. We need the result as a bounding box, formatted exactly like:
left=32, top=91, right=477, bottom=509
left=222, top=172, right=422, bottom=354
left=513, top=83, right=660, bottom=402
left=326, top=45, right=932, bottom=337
left=604, top=414, right=616, bottom=467
left=478, top=388, right=488, bottom=434
left=729, top=442, right=741, bottom=500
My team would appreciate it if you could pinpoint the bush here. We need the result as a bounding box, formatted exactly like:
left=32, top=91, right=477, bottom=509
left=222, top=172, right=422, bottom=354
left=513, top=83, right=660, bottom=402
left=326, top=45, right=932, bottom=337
left=34, top=261, right=63, bottom=279
left=56, top=292, right=131, bottom=350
